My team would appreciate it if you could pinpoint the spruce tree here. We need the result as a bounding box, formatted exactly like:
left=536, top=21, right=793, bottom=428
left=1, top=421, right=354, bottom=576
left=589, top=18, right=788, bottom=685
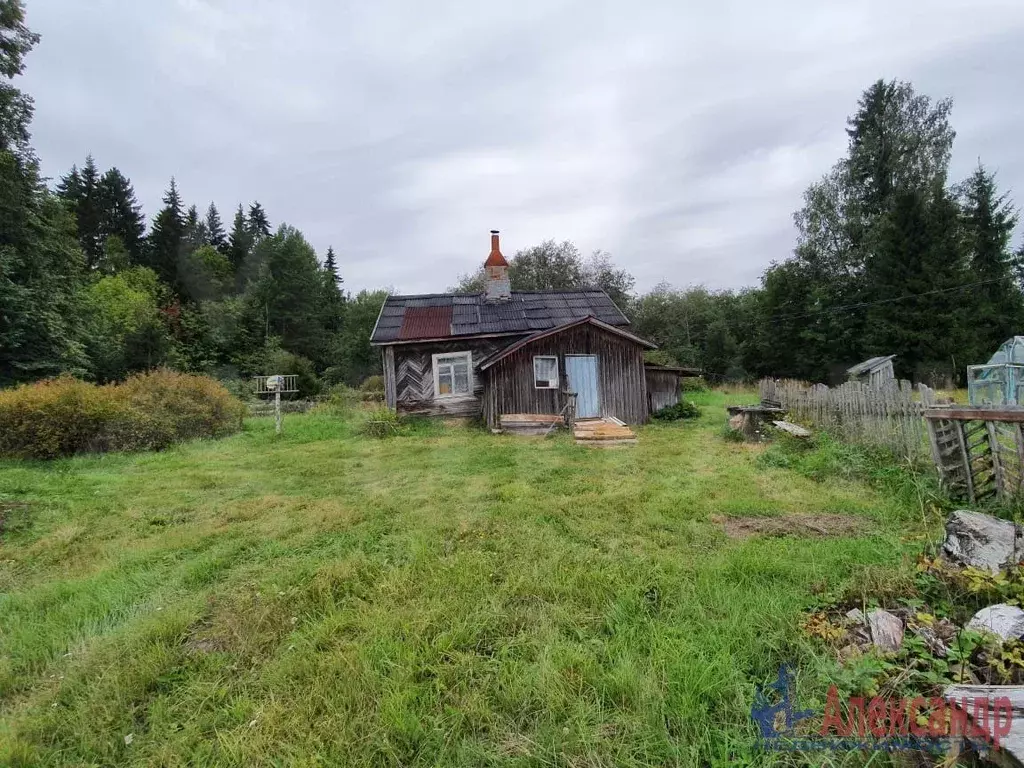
left=183, top=203, right=208, bottom=254
left=247, top=202, right=271, bottom=240
left=205, top=202, right=227, bottom=253
left=96, top=166, right=145, bottom=264
left=76, top=155, right=103, bottom=267
left=227, top=204, right=251, bottom=272
left=864, top=185, right=967, bottom=379
left=324, top=245, right=342, bottom=285
left=146, top=178, right=186, bottom=292
left=321, top=245, right=345, bottom=334
left=958, top=163, right=1023, bottom=360
left=55, top=164, right=81, bottom=201
left=56, top=155, right=104, bottom=269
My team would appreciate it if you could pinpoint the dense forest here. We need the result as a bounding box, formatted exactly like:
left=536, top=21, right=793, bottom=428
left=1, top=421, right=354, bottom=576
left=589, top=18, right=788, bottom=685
left=1, top=1, right=1021, bottom=392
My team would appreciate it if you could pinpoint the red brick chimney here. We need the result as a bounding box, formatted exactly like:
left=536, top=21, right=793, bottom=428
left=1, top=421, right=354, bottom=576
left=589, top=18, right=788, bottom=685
left=484, top=230, right=511, bottom=301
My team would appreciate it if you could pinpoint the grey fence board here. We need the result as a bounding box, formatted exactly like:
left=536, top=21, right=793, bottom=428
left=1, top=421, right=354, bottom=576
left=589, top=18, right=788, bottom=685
left=758, top=378, right=931, bottom=460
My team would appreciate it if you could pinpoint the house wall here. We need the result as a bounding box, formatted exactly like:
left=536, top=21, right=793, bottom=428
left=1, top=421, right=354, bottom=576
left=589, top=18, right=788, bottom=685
left=483, top=325, right=649, bottom=428
left=645, top=368, right=681, bottom=413
left=383, top=337, right=519, bottom=418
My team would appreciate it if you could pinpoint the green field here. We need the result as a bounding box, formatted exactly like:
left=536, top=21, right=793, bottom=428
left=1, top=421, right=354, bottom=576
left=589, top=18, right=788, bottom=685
left=0, top=392, right=926, bottom=766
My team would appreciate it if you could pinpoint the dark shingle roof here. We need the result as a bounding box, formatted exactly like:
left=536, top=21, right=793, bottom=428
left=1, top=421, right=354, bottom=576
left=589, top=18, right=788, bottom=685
left=371, top=290, right=629, bottom=344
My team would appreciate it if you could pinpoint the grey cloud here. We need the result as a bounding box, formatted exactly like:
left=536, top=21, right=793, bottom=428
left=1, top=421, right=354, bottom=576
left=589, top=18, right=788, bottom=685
left=19, top=0, right=1024, bottom=295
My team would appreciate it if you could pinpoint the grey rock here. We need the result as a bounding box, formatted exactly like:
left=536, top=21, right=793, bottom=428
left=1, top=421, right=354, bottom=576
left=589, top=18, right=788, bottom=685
left=967, top=604, right=1024, bottom=642
left=845, top=608, right=865, bottom=623
left=867, top=609, right=904, bottom=652
left=943, top=510, right=1024, bottom=574
left=911, top=625, right=948, bottom=657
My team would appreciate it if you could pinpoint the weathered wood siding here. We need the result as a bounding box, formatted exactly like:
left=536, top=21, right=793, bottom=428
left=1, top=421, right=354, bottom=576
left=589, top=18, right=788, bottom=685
left=385, top=337, right=516, bottom=418
left=645, top=368, right=681, bottom=413
left=483, top=325, right=648, bottom=428
left=383, top=346, right=397, bottom=409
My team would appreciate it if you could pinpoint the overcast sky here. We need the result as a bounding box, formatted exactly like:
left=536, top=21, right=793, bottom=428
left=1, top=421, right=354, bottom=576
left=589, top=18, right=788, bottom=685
left=19, top=0, right=1024, bottom=295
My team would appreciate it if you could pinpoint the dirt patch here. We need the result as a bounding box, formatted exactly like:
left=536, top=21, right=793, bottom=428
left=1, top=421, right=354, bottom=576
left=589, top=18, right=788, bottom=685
left=713, top=513, right=867, bottom=540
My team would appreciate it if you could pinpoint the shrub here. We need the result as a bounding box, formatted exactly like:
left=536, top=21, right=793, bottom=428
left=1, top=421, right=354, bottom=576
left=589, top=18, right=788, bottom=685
left=117, top=370, right=246, bottom=444
left=652, top=400, right=702, bottom=421
left=262, top=347, right=322, bottom=398
left=721, top=425, right=745, bottom=442
left=359, top=375, right=385, bottom=402
left=220, top=378, right=257, bottom=402
left=643, top=349, right=681, bottom=367
left=0, top=370, right=245, bottom=459
left=681, top=376, right=709, bottom=393
left=320, top=365, right=347, bottom=386
left=359, top=407, right=400, bottom=438
left=313, top=384, right=363, bottom=415
left=0, top=377, right=122, bottom=459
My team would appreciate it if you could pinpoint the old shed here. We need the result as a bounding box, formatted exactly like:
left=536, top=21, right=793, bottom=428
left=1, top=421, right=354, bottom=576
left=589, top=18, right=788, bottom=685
left=846, top=355, right=896, bottom=387
left=644, top=364, right=701, bottom=413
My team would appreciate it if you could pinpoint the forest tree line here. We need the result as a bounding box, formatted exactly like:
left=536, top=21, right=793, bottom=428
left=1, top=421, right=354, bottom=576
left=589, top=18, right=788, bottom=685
left=460, top=79, right=1023, bottom=386
left=1, top=0, right=1022, bottom=392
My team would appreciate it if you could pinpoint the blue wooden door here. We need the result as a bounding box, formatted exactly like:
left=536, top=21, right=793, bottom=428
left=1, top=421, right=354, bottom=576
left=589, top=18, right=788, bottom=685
left=565, top=355, right=600, bottom=418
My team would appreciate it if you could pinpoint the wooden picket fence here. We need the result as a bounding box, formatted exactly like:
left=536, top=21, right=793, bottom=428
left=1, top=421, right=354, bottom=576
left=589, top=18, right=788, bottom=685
left=759, top=377, right=1024, bottom=501
left=758, top=378, right=933, bottom=460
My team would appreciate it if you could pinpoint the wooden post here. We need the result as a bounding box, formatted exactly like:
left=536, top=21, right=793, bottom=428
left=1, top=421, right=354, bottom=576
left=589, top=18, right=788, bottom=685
left=925, top=418, right=944, bottom=478
left=956, top=421, right=976, bottom=504
left=1015, top=423, right=1024, bottom=496
left=987, top=420, right=1006, bottom=499
left=275, top=390, right=282, bottom=435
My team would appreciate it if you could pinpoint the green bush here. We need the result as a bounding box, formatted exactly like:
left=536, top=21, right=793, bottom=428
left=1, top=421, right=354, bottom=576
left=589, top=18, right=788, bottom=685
left=320, top=365, right=347, bottom=386
left=681, top=376, right=709, bottom=393
left=262, top=347, right=322, bottom=398
left=721, top=425, right=745, bottom=442
left=220, top=378, right=257, bottom=402
left=359, top=375, right=385, bottom=402
left=0, top=370, right=245, bottom=459
left=118, top=370, right=246, bottom=444
left=652, top=400, right=702, bottom=421
left=314, top=384, right=363, bottom=415
left=359, top=407, right=400, bottom=438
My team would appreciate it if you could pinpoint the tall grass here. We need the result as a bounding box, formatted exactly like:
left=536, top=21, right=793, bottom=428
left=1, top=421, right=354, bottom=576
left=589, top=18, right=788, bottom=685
left=757, top=430, right=948, bottom=523
left=0, top=391, right=924, bottom=765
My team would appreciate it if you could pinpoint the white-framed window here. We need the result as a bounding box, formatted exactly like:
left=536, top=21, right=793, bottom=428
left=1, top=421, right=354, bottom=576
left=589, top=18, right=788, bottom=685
left=534, top=356, right=559, bottom=389
left=432, top=351, right=472, bottom=398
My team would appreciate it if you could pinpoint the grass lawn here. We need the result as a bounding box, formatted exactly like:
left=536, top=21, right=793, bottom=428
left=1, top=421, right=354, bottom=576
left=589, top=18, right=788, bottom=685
left=0, top=391, right=929, bottom=766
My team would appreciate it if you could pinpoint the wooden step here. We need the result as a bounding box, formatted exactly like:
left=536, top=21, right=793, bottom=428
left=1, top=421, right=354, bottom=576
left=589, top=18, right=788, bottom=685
left=574, top=416, right=637, bottom=445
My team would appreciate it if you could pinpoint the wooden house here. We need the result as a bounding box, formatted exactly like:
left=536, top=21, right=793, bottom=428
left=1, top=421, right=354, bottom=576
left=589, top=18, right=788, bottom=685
left=370, top=231, right=661, bottom=429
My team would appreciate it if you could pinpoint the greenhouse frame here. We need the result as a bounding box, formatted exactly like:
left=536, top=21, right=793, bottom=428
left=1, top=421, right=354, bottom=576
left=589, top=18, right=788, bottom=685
left=968, top=336, right=1024, bottom=406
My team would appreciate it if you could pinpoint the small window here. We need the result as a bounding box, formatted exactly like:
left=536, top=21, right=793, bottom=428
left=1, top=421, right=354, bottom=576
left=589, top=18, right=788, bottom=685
left=433, top=352, right=472, bottom=398
left=534, top=356, right=559, bottom=389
